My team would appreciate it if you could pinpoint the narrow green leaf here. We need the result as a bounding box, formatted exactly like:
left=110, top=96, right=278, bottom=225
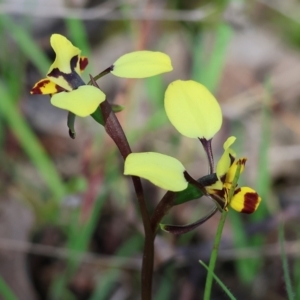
left=91, top=106, right=105, bottom=126
left=90, top=104, right=123, bottom=126
left=0, top=276, right=18, bottom=300
left=0, top=15, right=49, bottom=73
left=0, top=82, right=65, bottom=201
left=279, top=223, right=295, bottom=300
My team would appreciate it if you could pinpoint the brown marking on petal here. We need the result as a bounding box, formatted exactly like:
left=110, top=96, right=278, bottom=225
left=234, top=187, right=241, bottom=195
left=31, top=80, right=50, bottom=94
left=48, top=68, right=63, bottom=79
left=48, top=55, right=85, bottom=90
left=80, top=57, right=88, bottom=71
left=229, top=153, right=235, bottom=166
left=216, top=188, right=226, bottom=199
left=70, top=55, right=79, bottom=71
left=208, top=188, right=225, bottom=199
left=55, top=84, right=65, bottom=93
left=240, top=158, right=247, bottom=166
left=220, top=174, right=226, bottom=184
left=241, top=192, right=259, bottom=214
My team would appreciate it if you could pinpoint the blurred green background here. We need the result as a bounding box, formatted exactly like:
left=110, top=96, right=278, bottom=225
left=1, top=0, right=300, bottom=299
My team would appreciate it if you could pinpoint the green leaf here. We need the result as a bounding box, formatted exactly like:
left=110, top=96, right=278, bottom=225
left=91, top=104, right=124, bottom=126
left=0, top=276, right=18, bottom=300
left=111, top=104, right=125, bottom=113
left=0, top=82, right=65, bottom=201
left=174, top=173, right=217, bottom=205
left=91, top=106, right=105, bottom=126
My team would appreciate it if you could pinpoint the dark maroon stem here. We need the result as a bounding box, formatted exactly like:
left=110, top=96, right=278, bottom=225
left=162, top=207, right=218, bottom=235
left=199, top=138, right=214, bottom=174
left=90, top=76, right=154, bottom=300
left=88, top=66, right=114, bottom=85
left=151, top=173, right=219, bottom=234
left=151, top=191, right=176, bottom=232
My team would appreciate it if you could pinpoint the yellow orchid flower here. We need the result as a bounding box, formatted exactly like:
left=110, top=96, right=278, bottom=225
left=207, top=136, right=261, bottom=214
left=30, top=34, right=105, bottom=117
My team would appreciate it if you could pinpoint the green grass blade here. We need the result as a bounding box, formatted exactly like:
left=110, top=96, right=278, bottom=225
left=192, top=23, right=232, bottom=92
left=200, top=260, right=236, bottom=300
left=154, top=265, right=174, bottom=300
left=66, top=18, right=90, bottom=56
left=50, top=185, right=108, bottom=299
left=89, top=234, right=143, bottom=300
left=0, top=82, right=65, bottom=200
left=0, top=276, right=18, bottom=300
left=279, top=223, right=295, bottom=300
left=253, top=80, right=272, bottom=219
left=0, top=15, right=49, bottom=73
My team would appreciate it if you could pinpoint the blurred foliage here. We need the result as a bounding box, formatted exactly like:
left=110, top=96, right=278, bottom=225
left=0, top=0, right=298, bottom=299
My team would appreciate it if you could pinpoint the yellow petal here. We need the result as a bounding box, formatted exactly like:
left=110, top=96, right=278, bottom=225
left=48, top=34, right=81, bottom=74
left=111, top=51, right=173, bottom=78
left=30, top=78, right=65, bottom=95
left=124, top=152, right=188, bottom=192
left=216, top=136, right=237, bottom=180
left=223, top=136, right=236, bottom=150
left=230, top=187, right=261, bottom=214
left=226, top=158, right=247, bottom=184
left=164, top=80, right=222, bottom=139
left=51, top=86, right=106, bottom=117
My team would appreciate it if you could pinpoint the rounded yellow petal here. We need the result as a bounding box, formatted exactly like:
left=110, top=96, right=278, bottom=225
left=124, top=152, right=188, bottom=192
left=164, top=80, right=222, bottom=139
left=111, top=51, right=173, bottom=78
left=30, top=78, right=65, bottom=95
left=230, top=187, right=261, bottom=214
left=51, top=86, right=106, bottom=117
left=223, top=136, right=236, bottom=150
left=48, top=34, right=81, bottom=74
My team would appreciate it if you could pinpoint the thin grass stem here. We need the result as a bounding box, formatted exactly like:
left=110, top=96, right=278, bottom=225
left=279, top=223, right=295, bottom=300
left=200, top=261, right=236, bottom=300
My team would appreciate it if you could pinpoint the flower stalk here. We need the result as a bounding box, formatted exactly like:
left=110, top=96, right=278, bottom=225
left=203, top=162, right=242, bottom=300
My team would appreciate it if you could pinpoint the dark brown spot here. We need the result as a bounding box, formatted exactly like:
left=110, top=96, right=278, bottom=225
left=241, top=192, right=259, bottom=214
left=31, top=80, right=50, bottom=94
left=220, top=174, right=226, bottom=184
left=55, top=84, right=65, bottom=93
left=229, top=153, right=235, bottom=166
left=79, top=57, right=88, bottom=71
left=234, top=187, right=241, bottom=195
left=240, top=158, right=247, bottom=166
